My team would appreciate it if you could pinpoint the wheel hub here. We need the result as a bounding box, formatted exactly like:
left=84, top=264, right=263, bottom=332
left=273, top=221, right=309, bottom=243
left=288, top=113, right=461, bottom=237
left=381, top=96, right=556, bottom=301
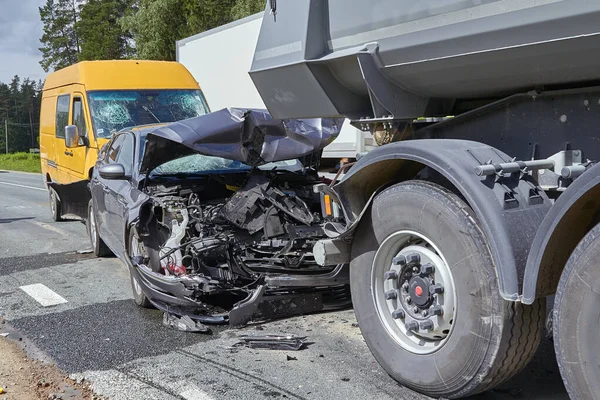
left=372, top=231, right=457, bottom=354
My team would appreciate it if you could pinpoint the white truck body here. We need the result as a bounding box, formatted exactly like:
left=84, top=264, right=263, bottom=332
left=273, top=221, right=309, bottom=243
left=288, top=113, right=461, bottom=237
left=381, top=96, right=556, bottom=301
left=176, top=13, right=373, bottom=160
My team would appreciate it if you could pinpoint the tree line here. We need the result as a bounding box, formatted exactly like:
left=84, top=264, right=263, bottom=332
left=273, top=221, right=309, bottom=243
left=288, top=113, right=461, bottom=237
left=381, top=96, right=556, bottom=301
left=0, top=77, right=43, bottom=153
left=0, top=0, right=265, bottom=152
left=39, top=0, right=266, bottom=72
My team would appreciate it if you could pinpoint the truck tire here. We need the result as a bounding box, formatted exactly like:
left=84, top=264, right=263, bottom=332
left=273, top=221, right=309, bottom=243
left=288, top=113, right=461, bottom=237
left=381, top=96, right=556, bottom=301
left=350, top=181, right=544, bottom=398
left=87, top=199, right=112, bottom=257
left=128, top=228, right=154, bottom=309
left=554, top=222, right=600, bottom=400
left=49, top=187, right=63, bottom=222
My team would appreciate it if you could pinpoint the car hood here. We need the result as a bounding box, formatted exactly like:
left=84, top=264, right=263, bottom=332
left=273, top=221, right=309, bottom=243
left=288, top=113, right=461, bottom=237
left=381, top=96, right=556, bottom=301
left=140, top=108, right=343, bottom=174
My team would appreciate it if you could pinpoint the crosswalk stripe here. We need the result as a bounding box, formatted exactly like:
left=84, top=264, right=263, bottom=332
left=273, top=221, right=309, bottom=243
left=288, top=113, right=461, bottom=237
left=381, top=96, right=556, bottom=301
left=19, top=283, right=68, bottom=307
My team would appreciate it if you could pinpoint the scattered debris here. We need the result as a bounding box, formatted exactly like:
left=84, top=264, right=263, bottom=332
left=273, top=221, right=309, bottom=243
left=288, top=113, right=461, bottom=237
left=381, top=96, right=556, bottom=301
left=341, top=378, right=350, bottom=382
left=351, top=323, right=359, bottom=328
left=0, top=333, right=9, bottom=337
left=76, top=249, right=93, bottom=255
left=286, top=355, right=298, bottom=361
left=235, top=335, right=307, bottom=351
left=162, top=313, right=211, bottom=333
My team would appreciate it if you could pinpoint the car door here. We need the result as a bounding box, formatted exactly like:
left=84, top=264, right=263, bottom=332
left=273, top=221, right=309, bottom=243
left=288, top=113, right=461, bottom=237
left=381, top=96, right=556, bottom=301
left=54, top=94, right=71, bottom=183
left=105, top=133, right=135, bottom=257
left=92, top=134, right=126, bottom=251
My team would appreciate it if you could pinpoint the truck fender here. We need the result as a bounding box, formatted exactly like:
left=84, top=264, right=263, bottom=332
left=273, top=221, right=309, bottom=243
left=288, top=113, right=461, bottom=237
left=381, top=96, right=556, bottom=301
left=522, top=162, right=600, bottom=304
left=332, top=139, right=552, bottom=301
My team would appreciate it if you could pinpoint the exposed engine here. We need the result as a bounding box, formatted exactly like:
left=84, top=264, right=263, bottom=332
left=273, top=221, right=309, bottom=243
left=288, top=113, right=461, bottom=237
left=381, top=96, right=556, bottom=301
left=132, top=169, right=348, bottom=325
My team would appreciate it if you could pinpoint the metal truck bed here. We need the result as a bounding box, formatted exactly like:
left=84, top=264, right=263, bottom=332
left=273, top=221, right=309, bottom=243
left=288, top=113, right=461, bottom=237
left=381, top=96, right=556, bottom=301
left=250, top=0, right=600, bottom=121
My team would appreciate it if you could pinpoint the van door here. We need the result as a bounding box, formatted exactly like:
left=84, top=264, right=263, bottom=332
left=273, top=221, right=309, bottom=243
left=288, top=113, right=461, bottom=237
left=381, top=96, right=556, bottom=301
left=54, top=94, right=71, bottom=183
left=56, top=92, right=90, bottom=182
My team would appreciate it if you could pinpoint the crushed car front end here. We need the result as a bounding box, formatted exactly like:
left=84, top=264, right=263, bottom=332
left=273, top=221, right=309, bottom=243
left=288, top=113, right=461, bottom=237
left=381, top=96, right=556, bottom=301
left=126, top=109, right=350, bottom=327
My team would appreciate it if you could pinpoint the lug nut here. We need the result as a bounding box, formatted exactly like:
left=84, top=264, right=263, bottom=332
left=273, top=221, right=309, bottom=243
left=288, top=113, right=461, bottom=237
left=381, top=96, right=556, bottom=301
left=421, top=310, right=428, bottom=317
left=420, top=263, right=435, bottom=275
left=430, top=284, right=444, bottom=294
left=420, top=320, right=434, bottom=331
left=392, top=309, right=405, bottom=319
left=412, top=306, right=419, bottom=314
left=430, top=305, right=443, bottom=316
left=406, top=253, right=420, bottom=265
left=405, top=321, right=419, bottom=331
left=385, top=290, right=397, bottom=300
left=401, top=282, right=409, bottom=291
left=392, top=255, right=406, bottom=266
left=404, top=296, right=412, bottom=304
left=384, top=270, right=398, bottom=280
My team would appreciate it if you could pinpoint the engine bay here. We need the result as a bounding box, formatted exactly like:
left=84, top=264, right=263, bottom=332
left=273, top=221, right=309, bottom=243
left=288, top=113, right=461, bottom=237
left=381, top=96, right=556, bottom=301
left=131, top=168, right=350, bottom=327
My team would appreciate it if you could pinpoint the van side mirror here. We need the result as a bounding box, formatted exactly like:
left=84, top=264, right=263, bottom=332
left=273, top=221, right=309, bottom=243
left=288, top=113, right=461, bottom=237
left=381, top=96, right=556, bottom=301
left=98, top=164, right=127, bottom=180
left=64, top=125, right=80, bottom=148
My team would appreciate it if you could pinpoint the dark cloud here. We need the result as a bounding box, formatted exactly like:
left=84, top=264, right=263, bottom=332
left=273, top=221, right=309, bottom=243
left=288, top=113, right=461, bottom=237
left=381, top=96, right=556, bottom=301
left=0, top=0, right=46, bottom=83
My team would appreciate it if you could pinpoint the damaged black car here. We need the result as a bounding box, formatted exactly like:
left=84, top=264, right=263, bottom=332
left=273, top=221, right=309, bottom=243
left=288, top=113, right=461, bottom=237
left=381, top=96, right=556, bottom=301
left=87, top=108, right=350, bottom=328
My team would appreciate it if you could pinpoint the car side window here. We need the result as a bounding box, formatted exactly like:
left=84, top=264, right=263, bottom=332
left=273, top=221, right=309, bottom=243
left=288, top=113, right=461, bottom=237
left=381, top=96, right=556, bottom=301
left=55, top=95, right=70, bottom=139
left=107, top=135, right=126, bottom=164
left=115, top=134, right=134, bottom=176
left=72, top=98, right=87, bottom=138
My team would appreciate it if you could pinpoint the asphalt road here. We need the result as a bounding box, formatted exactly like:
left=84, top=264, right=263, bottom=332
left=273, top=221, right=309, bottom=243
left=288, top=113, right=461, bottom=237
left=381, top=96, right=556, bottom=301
left=0, top=170, right=569, bottom=400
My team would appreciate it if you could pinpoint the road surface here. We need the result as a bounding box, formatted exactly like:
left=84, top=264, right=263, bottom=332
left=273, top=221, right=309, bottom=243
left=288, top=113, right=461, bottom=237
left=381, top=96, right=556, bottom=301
left=0, top=170, right=569, bottom=400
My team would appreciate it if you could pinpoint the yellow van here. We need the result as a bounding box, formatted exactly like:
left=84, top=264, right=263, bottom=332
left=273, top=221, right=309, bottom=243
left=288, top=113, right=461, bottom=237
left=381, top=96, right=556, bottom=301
left=40, top=60, right=209, bottom=221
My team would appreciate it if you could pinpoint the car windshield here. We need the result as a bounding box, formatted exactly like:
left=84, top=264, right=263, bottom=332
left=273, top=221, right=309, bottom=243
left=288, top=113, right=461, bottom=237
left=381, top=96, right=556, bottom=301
left=88, top=89, right=209, bottom=138
left=150, top=154, right=303, bottom=176
left=138, top=133, right=302, bottom=176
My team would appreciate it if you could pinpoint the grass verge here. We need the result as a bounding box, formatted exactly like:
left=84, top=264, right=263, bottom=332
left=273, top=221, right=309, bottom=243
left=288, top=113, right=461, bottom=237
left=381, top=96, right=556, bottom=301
left=0, top=152, right=41, bottom=173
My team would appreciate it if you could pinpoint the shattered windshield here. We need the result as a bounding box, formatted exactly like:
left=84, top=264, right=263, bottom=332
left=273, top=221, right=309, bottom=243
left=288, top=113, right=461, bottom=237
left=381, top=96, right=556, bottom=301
left=149, top=154, right=302, bottom=176
left=88, top=89, right=209, bottom=138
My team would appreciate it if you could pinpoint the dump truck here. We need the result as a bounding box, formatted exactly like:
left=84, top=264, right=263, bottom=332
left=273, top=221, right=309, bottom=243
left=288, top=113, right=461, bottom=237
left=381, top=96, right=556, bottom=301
left=249, top=1, right=600, bottom=399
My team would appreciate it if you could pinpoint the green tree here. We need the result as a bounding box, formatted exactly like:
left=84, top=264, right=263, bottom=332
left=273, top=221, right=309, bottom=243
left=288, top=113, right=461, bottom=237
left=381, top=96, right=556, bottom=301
left=231, top=0, right=265, bottom=20
left=78, top=0, right=136, bottom=60
left=39, top=0, right=82, bottom=72
left=0, top=76, right=43, bottom=152
left=121, top=0, right=236, bottom=61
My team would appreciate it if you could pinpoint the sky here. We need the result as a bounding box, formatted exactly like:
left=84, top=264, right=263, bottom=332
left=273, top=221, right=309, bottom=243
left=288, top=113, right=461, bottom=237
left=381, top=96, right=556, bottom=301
left=0, top=0, right=47, bottom=85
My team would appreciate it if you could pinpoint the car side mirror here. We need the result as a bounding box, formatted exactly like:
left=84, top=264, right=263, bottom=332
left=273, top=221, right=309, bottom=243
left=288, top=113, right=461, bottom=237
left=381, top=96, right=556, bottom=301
left=64, top=125, right=80, bottom=148
left=98, top=164, right=127, bottom=180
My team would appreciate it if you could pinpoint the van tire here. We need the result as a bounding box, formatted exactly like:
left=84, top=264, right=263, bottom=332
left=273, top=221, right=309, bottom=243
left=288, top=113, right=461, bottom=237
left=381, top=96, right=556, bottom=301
left=49, top=188, right=62, bottom=222
left=350, top=181, right=544, bottom=398
left=87, top=199, right=112, bottom=257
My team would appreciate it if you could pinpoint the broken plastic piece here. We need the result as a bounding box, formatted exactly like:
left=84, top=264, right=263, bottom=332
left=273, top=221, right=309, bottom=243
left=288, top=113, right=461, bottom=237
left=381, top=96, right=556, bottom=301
left=236, top=334, right=307, bottom=351
left=162, top=313, right=211, bottom=333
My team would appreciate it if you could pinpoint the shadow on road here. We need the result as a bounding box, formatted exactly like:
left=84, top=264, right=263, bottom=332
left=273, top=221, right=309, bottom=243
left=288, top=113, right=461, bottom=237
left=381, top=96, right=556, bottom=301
left=0, top=217, right=35, bottom=224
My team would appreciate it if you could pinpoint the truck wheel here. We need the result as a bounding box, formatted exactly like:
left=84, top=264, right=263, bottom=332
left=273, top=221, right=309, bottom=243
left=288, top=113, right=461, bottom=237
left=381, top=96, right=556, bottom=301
left=128, top=228, right=154, bottom=309
left=554, top=222, right=600, bottom=400
left=350, top=181, right=544, bottom=398
left=87, top=199, right=112, bottom=257
left=49, top=188, right=62, bottom=222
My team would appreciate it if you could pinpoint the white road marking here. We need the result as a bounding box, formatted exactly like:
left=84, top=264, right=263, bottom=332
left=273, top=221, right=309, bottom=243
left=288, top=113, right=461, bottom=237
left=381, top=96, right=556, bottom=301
left=0, top=181, right=46, bottom=191
left=31, top=221, right=68, bottom=236
left=19, top=283, right=68, bottom=307
left=180, top=386, right=215, bottom=400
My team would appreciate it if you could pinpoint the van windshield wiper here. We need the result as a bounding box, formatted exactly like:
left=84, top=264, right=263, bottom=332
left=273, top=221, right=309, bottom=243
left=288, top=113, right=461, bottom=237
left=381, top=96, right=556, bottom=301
left=142, top=105, right=161, bottom=123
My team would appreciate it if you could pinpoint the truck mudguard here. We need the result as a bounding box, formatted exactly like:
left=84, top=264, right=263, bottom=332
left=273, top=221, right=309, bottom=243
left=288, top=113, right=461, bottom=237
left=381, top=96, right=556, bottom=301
left=522, top=162, right=600, bottom=304
left=332, top=139, right=552, bottom=301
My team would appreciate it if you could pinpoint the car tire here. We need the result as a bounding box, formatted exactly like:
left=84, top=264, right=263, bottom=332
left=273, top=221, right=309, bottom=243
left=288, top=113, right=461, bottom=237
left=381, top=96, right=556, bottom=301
left=87, top=199, right=112, bottom=257
left=49, top=187, right=63, bottom=222
left=554, top=222, right=600, bottom=400
left=350, top=180, right=545, bottom=399
left=128, top=228, right=154, bottom=309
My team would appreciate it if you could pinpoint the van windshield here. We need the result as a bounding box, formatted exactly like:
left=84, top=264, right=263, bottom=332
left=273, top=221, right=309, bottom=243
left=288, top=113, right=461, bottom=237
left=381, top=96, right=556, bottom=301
left=88, top=89, right=209, bottom=138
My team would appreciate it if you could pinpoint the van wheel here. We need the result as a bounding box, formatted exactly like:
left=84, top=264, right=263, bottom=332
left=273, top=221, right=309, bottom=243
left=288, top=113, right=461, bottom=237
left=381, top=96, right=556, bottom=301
left=87, top=199, right=111, bottom=257
left=554, top=222, right=600, bottom=400
left=49, top=188, right=62, bottom=222
left=350, top=181, right=544, bottom=398
left=128, top=228, right=154, bottom=309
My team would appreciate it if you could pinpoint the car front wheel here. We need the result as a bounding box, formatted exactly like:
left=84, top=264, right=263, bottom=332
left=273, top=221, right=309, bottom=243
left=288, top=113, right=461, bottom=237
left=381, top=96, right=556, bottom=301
left=87, top=199, right=112, bottom=257
left=128, top=228, right=154, bottom=309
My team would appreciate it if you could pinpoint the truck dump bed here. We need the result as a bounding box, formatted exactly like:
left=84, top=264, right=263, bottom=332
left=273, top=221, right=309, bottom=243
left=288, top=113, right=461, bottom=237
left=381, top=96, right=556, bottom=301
left=250, top=1, right=600, bottom=120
